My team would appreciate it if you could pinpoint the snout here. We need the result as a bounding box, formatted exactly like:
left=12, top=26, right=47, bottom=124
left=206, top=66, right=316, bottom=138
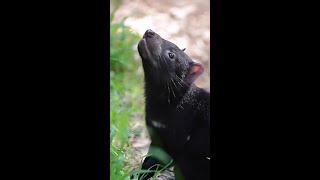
left=143, top=29, right=156, bottom=38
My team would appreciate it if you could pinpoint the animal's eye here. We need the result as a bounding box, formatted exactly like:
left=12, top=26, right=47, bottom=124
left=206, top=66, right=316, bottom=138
left=168, top=52, right=175, bottom=59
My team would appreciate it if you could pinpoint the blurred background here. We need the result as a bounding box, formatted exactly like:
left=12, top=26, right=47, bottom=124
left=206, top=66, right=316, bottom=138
left=113, top=0, right=210, bottom=90
left=110, top=0, right=210, bottom=179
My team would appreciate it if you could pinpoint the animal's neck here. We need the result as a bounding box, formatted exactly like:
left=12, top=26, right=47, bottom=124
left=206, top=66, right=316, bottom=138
left=144, top=80, right=191, bottom=107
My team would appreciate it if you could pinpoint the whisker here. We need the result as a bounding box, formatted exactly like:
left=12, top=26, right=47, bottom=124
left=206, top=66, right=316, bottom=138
left=166, top=82, right=171, bottom=104
left=160, top=56, right=170, bottom=70
left=172, top=88, right=176, bottom=98
left=167, top=80, right=176, bottom=99
left=171, top=78, right=178, bottom=89
left=176, top=80, right=183, bottom=87
left=171, top=73, right=190, bottom=87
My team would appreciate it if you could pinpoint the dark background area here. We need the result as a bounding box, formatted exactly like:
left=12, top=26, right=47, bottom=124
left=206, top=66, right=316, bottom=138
left=1, top=0, right=318, bottom=179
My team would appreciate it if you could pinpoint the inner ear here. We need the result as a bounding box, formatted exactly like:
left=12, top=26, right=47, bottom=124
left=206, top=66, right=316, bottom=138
left=190, top=62, right=204, bottom=75
left=185, top=62, right=204, bottom=83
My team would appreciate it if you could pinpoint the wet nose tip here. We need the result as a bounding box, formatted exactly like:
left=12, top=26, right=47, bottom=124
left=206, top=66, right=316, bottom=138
left=145, top=29, right=155, bottom=37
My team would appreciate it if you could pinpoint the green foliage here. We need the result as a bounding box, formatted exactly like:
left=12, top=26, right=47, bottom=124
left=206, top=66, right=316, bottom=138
left=110, top=4, right=140, bottom=72
left=110, top=2, right=144, bottom=180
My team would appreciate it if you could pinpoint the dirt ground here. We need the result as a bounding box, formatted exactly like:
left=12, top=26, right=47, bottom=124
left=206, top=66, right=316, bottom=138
left=112, top=0, right=210, bottom=178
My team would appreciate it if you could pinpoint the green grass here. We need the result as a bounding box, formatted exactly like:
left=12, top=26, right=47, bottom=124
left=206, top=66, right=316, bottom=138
left=110, top=2, right=145, bottom=179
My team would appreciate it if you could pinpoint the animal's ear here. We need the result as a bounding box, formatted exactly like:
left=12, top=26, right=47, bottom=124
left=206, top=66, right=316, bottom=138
left=182, top=48, right=186, bottom=51
left=185, top=62, right=204, bottom=83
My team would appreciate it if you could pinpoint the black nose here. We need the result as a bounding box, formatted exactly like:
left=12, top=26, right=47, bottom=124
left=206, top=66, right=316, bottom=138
left=145, top=29, right=155, bottom=37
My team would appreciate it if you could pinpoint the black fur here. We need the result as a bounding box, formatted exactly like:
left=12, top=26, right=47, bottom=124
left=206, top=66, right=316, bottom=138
left=137, top=29, right=210, bottom=180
